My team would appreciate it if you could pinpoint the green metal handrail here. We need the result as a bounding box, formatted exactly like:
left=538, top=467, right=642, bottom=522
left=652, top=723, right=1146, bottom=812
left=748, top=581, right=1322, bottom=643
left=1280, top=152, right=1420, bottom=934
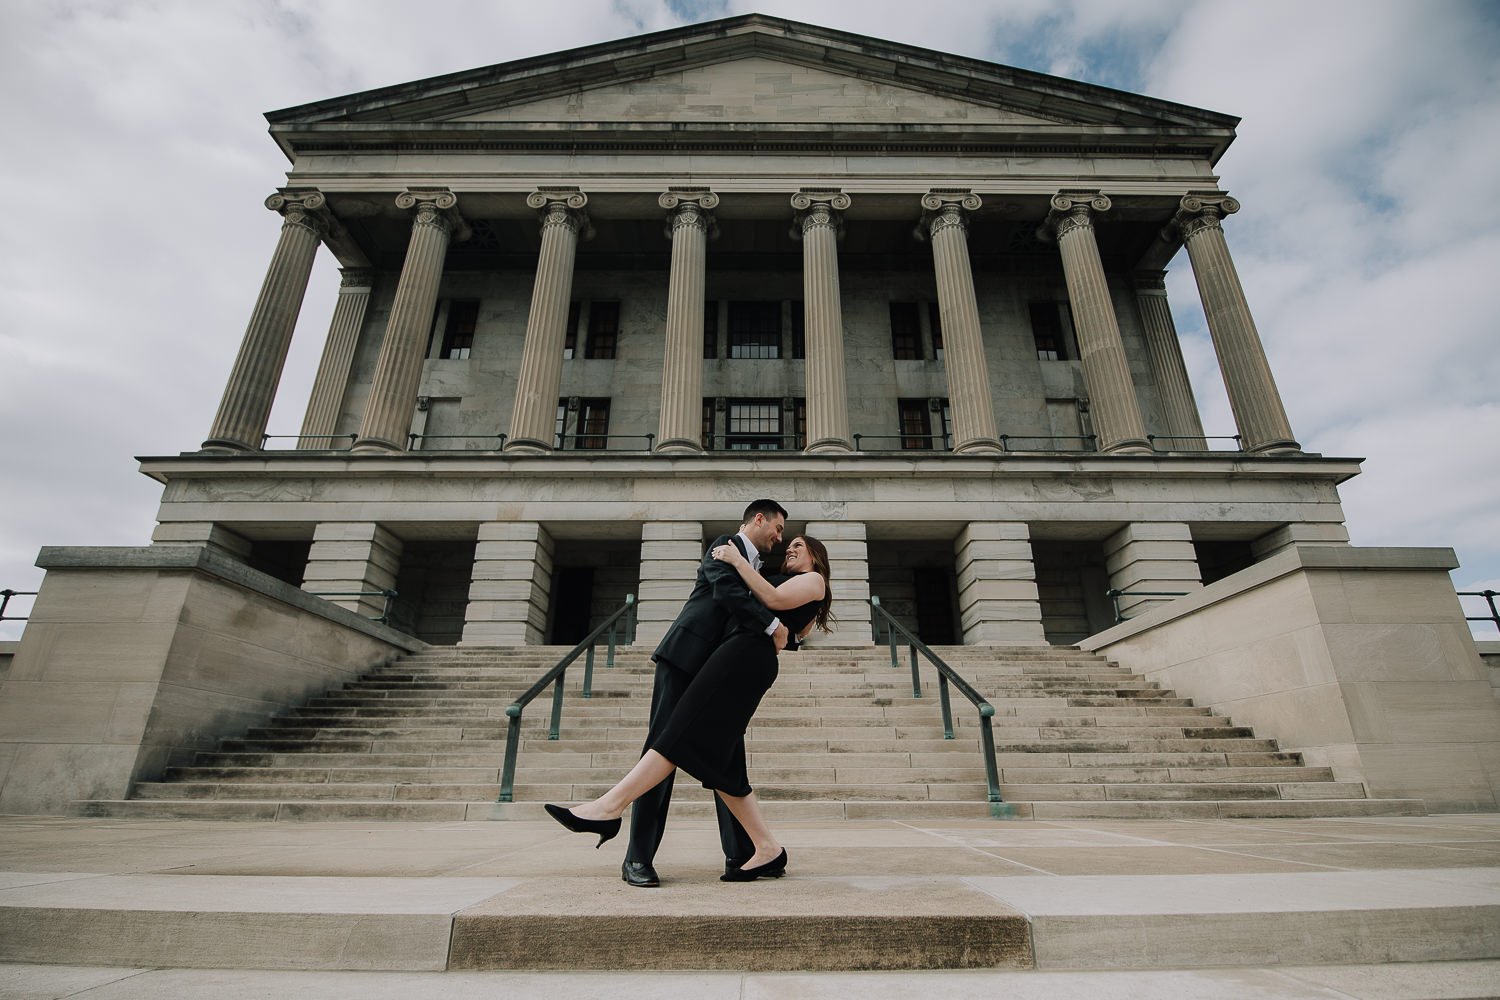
left=852, top=433, right=954, bottom=452
left=1105, top=586, right=1191, bottom=624
left=1458, top=590, right=1500, bottom=634
left=259, top=433, right=359, bottom=450
left=498, top=594, right=637, bottom=803
left=0, top=589, right=37, bottom=623
left=868, top=596, right=1002, bottom=803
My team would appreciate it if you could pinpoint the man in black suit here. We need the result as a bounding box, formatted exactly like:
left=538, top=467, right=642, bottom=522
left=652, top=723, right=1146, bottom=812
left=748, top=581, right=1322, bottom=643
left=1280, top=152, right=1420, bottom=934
left=621, top=498, right=789, bottom=887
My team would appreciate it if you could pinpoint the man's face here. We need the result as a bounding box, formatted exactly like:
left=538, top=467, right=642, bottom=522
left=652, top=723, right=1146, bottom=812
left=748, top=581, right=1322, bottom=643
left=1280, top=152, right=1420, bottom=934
left=745, top=512, right=785, bottom=553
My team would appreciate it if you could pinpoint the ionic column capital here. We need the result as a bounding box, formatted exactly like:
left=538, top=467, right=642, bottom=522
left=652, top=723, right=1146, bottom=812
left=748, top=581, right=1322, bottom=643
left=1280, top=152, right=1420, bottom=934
left=528, top=186, right=594, bottom=241
left=790, top=189, right=850, bottom=240
left=396, top=188, right=471, bottom=242
left=916, top=190, right=982, bottom=241
left=264, top=188, right=330, bottom=240
left=1132, top=270, right=1169, bottom=295
left=1037, top=190, right=1112, bottom=242
left=338, top=267, right=375, bottom=290
left=659, top=188, right=720, bottom=240
left=1166, top=191, right=1241, bottom=243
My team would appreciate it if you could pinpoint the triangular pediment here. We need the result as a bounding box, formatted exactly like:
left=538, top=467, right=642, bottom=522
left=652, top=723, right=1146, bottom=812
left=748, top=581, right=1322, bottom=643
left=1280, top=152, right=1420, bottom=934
left=445, top=55, right=1057, bottom=125
left=268, top=15, right=1238, bottom=138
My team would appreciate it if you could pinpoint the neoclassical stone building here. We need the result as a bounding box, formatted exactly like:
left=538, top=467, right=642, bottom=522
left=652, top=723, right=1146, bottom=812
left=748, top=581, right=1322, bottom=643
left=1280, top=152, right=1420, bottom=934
left=155, top=14, right=1340, bottom=650
left=6, top=14, right=1497, bottom=817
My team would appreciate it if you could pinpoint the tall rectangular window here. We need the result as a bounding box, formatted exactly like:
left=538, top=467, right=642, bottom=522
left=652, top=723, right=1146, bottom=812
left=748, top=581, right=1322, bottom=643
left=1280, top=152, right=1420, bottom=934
left=790, top=303, right=805, bottom=360
left=563, top=301, right=580, bottom=359
left=793, top=397, right=806, bottom=449
left=1030, top=301, right=1068, bottom=361
left=927, top=302, right=944, bottom=360
left=898, top=398, right=934, bottom=450
left=585, top=301, right=619, bottom=359
left=728, top=302, right=782, bottom=358
left=889, top=302, right=921, bottom=359
left=702, top=399, right=716, bottom=450
left=726, top=398, right=783, bottom=449
left=703, top=301, right=719, bottom=359
left=439, top=300, right=479, bottom=360
left=556, top=397, right=611, bottom=449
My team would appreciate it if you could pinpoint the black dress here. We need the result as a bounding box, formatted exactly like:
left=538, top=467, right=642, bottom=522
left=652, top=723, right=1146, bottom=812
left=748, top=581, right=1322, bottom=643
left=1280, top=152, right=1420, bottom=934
left=650, top=574, right=821, bottom=797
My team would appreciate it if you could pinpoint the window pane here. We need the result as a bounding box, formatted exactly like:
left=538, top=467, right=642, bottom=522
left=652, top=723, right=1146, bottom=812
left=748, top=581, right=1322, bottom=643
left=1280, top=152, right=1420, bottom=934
left=1030, top=301, right=1066, bottom=361
left=703, top=301, right=718, bottom=359
left=889, top=302, right=920, bottom=359
left=728, top=302, right=782, bottom=359
left=726, top=398, right=783, bottom=449
left=441, top=300, right=478, bottom=360
left=790, top=304, right=805, bottom=360
left=586, top=301, right=619, bottom=359
left=927, top=301, right=944, bottom=360
left=898, top=399, right=932, bottom=450
left=564, top=302, right=580, bottom=359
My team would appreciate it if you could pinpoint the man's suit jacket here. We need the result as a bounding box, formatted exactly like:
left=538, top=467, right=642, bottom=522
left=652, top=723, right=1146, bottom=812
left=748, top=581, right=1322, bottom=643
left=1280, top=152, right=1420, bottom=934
left=651, top=534, right=776, bottom=676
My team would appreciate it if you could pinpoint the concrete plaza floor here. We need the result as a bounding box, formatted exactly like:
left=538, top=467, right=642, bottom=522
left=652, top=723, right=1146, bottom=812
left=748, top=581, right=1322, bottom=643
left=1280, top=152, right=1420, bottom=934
left=1, top=812, right=1499, bottom=997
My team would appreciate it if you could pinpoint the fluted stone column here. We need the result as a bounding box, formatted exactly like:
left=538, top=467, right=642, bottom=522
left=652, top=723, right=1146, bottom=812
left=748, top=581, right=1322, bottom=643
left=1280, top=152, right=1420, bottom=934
left=803, top=521, right=872, bottom=647
left=506, top=189, right=591, bottom=453
left=1103, top=522, right=1202, bottom=620
left=656, top=191, right=718, bottom=454
left=918, top=192, right=1001, bottom=454
left=461, top=522, right=554, bottom=645
left=792, top=191, right=853, bottom=454
left=1169, top=192, right=1299, bottom=454
left=1133, top=271, right=1206, bottom=451
left=302, top=522, right=402, bottom=620
left=202, top=190, right=328, bottom=451
left=354, top=190, right=466, bottom=454
left=954, top=522, right=1046, bottom=644
left=1039, top=192, right=1151, bottom=454
left=298, top=268, right=373, bottom=449
left=634, top=522, right=704, bottom=645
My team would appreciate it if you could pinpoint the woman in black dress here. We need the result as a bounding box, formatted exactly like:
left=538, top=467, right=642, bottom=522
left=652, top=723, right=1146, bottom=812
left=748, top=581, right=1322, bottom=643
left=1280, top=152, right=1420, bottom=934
left=546, top=535, right=834, bottom=881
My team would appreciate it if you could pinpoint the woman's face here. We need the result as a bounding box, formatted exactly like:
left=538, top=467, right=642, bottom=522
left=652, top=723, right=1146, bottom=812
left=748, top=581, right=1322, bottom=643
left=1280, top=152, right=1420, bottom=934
left=784, top=537, right=811, bottom=573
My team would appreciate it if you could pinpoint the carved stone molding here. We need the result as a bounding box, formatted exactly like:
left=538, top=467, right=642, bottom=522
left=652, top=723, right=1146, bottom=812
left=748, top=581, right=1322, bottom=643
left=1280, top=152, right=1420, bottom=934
left=1037, top=190, right=1112, bottom=242
left=916, top=190, right=982, bottom=241
left=264, top=189, right=329, bottom=240
left=338, top=268, right=375, bottom=290
left=528, top=187, right=593, bottom=240
left=659, top=188, right=720, bottom=240
left=1132, top=270, right=1169, bottom=295
left=396, top=188, right=470, bottom=242
left=790, top=189, right=850, bottom=240
left=1166, top=191, right=1241, bottom=243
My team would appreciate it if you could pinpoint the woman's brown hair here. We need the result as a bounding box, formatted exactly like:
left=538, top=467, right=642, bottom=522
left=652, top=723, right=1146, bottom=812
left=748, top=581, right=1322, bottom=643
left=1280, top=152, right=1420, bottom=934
left=797, top=535, right=836, bottom=633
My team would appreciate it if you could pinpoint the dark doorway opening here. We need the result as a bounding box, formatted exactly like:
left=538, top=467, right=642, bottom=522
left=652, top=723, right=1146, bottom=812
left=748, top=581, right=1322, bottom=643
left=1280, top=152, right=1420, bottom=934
left=390, top=540, right=477, bottom=645
left=246, top=539, right=311, bottom=587
left=549, top=567, right=597, bottom=645
left=912, top=567, right=958, bottom=645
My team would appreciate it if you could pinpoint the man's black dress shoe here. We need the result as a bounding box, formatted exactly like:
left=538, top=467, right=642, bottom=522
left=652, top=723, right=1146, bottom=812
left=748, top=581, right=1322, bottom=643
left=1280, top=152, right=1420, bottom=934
left=621, top=860, right=660, bottom=888
left=720, top=847, right=788, bottom=882
left=543, top=803, right=621, bottom=849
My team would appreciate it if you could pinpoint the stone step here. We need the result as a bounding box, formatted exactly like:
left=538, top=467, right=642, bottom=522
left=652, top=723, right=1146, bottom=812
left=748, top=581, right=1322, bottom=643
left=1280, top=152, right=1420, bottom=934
left=993, top=781, right=1370, bottom=802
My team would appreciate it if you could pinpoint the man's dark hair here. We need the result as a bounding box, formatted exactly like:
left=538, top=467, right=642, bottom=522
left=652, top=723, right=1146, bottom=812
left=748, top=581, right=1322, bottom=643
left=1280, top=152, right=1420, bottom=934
left=742, top=498, right=787, bottom=524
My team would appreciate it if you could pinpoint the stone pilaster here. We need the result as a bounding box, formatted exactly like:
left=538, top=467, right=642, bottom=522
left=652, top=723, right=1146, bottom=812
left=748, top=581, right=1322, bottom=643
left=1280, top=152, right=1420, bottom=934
left=802, top=521, right=871, bottom=646
left=354, top=190, right=466, bottom=454
left=1169, top=192, right=1299, bottom=454
left=1103, top=522, right=1203, bottom=620
left=919, top=192, right=1002, bottom=454
left=1133, top=271, right=1206, bottom=451
left=792, top=191, right=853, bottom=454
left=656, top=191, right=718, bottom=454
left=1250, top=522, right=1351, bottom=561
left=298, top=268, right=373, bottom=448
left=461, top=522, right=554, bottom=645
left=302, top=522, right=402, bottom=620
left=954, top=522, right=1046, bottom=645
left=506, top=188, right=592, bottom=453
left=202, top=190, right=328, bottom=451
left=633, top=522, right=704, bottom=645
left=1039, top=192, right=1151, bottom=454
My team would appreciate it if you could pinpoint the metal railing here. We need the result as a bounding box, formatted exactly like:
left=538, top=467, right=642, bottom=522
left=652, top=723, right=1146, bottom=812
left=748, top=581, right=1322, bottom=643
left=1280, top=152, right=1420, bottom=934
left=999, top=434, right=1098, bottom=453
left=408, top=432, right=508, bottom=451
left=1458, top=590, right=1500, bottom=634
left=0, top=589, right=37, bottom=623
left=702, top=433, right=806, bottom=452
left=303, top=589, right=399, bottom=625
left=1147, top=434, right=1243, bottom=452
left=554, top=433, right=656, bottom=452
left=259, top=433, right=359, bottom=450
left=1105, top=587, right=1191, bottom=624
left=498, top=594, right=637, bottom=803
left=852, top=433, right=954, bottom=452
left=868, top=596, right=1002, bottom=803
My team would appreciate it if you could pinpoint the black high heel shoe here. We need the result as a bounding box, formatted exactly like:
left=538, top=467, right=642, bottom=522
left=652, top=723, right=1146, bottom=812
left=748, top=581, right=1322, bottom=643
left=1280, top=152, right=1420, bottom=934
left=720, top=847, right=788, bottom=882
left=544, top=803, right=621, bottom=849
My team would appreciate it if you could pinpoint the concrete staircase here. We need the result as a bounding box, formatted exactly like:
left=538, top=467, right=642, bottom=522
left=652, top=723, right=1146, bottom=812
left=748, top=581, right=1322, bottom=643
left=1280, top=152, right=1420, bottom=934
left=76, top=645, right=1424, bottom=821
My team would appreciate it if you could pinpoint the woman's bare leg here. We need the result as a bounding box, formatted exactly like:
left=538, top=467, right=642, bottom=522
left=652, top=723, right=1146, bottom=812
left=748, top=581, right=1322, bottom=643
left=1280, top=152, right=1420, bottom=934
left=716, top=790, right=782, bottom=867
left=568, top=749, right=676, bottom=821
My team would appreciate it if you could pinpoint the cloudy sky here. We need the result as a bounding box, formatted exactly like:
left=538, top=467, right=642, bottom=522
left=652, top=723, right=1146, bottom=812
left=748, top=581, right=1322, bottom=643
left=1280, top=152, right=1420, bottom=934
left=2, top=0, right=1497, bottom=641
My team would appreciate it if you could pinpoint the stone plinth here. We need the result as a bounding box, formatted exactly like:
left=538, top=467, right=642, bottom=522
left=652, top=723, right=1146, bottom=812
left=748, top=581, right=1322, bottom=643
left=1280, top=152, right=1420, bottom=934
left=301, top=523, right=403, bottom=621
left=803, top=520, right=871, bottom=647
left=1103, top=522, right=1204, bottom=620
left=633, top=522, right=704, bottom=645
left=954, top=522, right=1046, bottom=644
left=462, top=522, right=554, bottom=645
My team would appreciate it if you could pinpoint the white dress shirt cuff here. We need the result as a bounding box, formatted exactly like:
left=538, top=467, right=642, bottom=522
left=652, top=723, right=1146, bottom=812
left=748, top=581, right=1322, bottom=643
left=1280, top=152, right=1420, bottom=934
left=764, top=617, right=782, bottom=636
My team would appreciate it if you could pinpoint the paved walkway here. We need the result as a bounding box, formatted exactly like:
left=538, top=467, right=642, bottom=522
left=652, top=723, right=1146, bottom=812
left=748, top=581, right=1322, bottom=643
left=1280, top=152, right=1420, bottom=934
left=1, top=812, right=1499, bottom=997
